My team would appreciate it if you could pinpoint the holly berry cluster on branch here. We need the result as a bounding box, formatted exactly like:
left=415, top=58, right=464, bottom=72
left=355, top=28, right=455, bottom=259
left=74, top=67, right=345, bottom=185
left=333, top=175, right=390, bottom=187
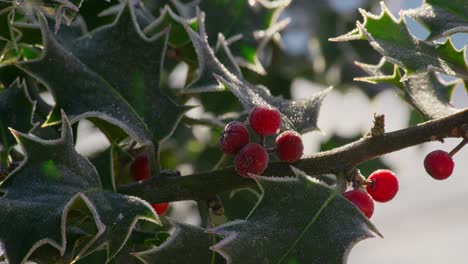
left=219, top=105, right=304, bottom=177
left=344, top=169, right=399, bottom=219
left=344, top=137, right=467, bottom=219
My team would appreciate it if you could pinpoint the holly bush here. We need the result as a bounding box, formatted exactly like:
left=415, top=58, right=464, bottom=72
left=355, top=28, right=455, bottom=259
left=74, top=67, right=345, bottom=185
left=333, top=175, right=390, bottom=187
left=0, top=0, right=467, bottom=263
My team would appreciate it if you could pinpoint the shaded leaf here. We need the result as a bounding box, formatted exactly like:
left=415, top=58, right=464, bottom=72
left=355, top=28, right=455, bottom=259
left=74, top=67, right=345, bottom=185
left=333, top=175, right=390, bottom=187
left=403, top=72, right=461, bottom=119
left=220, top=187, right=260, bottom=221
left=184, top=15, right=331, bottom=134
left=405, top=0, right=468, bottom=40
left=143, top=5, right=198, bottom=48
left=0, top=79, right=36, bottom=152
left=70, top=1, right=191, bottom=143
left=18, top=2, right=190, bottom=146
left=0, top=112, right=158, bottom=264
left=134, top=219, right=215, bottom=264
left=209, top=168, right=380, bottom=264
left=330, top=2, right=468, bottom=80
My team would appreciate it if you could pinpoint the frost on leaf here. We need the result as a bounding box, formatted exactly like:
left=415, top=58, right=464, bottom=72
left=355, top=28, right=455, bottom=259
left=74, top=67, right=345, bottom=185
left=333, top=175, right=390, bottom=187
left=184, top=13, right=331, bottom=134
left=0, top=112, right=158, bottom=264
left=0, top=80, right=36, bottom=152
left=134, top=219, right=215, bottom=264
left=17, top=1, right=190, bottom=146
left=330, top=2, right=468, bottom=80
left=209, top=168, right=380, bottom=264
left=405, top=0, right=468, bottom=40
left=355, top=58, right=462, bottom=120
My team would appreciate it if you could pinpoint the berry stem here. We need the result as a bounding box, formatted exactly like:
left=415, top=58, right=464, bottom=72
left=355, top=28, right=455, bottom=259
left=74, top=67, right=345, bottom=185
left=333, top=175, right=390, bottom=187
left=213, top=154, right=228, bottom=170
left=449, top=138, right=468, bottom=157
left=260, top=135, right=265, bottom=146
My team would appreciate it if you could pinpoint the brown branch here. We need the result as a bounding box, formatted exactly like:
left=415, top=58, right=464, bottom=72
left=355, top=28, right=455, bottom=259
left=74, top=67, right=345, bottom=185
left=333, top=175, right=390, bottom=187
left=118, top=109, right=468, bottom=203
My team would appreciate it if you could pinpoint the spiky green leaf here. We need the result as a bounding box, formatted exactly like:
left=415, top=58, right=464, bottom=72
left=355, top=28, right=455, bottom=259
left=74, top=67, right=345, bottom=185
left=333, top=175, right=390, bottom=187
left=0, top=80, right=35, bottom=152
left=0, top=113, right=158, bottom=264
left=134, top=220, right=215, bottom=264
left=209, top=168, right=380, bottom=263
left=331, top=3, right=468, bottom=80
left=18, top=2, right=189, bottom=146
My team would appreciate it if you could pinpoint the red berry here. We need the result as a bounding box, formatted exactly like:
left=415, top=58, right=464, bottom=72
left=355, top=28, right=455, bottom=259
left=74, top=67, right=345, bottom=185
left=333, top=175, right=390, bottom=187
left=275, top=130, right=304, bottom=163
left=366, top=169, right=399, bottom=202
left=131, top=154, right=151, bottom=181
left=424, top=150, right=454, bottom=180
left=219, top=121, right=250, bottom=154
left=234, top=143, right=269, bottom=177
left=343, top=190, right=374, bottom=218
left=249, top=106, right=281, bottom=136
left=152, top=202, right=169, bottom=215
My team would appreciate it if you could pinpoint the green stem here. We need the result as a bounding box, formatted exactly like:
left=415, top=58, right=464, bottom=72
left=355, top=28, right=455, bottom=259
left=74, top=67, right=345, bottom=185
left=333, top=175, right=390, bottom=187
left=213, top=154, right=227, bottom=170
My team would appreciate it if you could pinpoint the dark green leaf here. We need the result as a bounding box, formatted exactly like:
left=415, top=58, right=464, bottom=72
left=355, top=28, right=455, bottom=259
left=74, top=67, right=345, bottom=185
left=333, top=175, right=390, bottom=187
left=18, top=2, right=189, bottom=146
left=0, top=79, right=35, bottom=152
left=405, top=0, right=468, bottom=40
left=0, top=112, right=158, bottom=263
left=220, top=187, right=260, bottom=221
left=134, top=219, right=215, bottom=264
left=403, top=72, right=460, bottom=119
left=143, top=6, right=198, bottom=48
left=209, top=168, right=380, bottom=264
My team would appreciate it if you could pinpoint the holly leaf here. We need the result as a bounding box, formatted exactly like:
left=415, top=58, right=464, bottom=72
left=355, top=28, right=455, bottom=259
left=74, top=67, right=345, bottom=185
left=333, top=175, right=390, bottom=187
left=184, top=15, right=331, bottom=134
left=17, top=1, right=189, bottom=146
left=355, top=58, right=461, bottom=119
left=209, top=168, right=380, bottom=264
left=134, top=219, right=215, bottom=264
left=182, top=0, right=291, bottom=74
left=405, top=0, right=468, bottom=40
left=0, top=79, right=36, bottom=152
left=330, top=2, right=468, bottom=80
left=70, top=1, right=191, bottom=143
left=143, top=6, right=198, bottom=48
left=0, top=112, right=158, bottom=264
left=403, top=72, right=461, bottom=119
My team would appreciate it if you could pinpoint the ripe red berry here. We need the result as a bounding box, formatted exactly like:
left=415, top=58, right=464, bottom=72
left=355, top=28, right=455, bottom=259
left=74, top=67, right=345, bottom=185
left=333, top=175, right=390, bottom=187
left=152, top=202, right=169, bottom=215
left=424, top=150, right=454, bottom=180
left=249, top=106, right=281, bottom=136
left=343, top=190, right=374, bottom=219
left=234, top=143, right=269, bottom=177
left=366, top=169, right=399, bottom=202
left=219, top=121, right=250, bottom=154
left=131, top=154, right=151, bottom=181
left=275, top=130, right=304, bottom=163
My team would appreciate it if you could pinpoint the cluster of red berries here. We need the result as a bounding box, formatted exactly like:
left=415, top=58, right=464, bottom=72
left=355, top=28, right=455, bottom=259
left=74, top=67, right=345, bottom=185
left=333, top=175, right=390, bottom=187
left=219, top=105, right=304, bottom=177
left=343, top=169, right=399, bottom=219
left=344, top=139, right=466, bottom=218
left=131, top=155, right=169, bottom=215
